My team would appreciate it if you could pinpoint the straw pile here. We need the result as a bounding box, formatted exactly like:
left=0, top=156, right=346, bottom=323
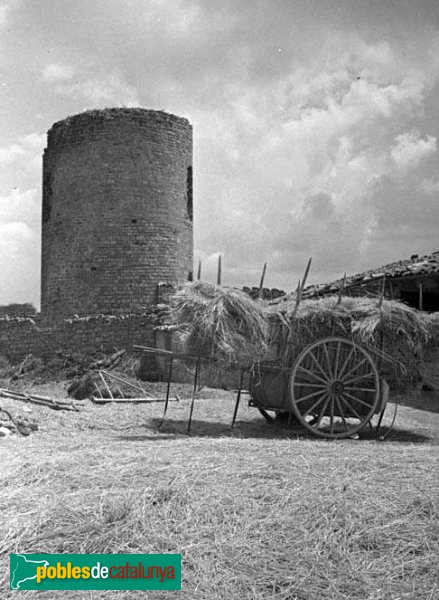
left=270, top=295, right=432, bottom=388
left=171, top=281, right=269, bottom=367
left=171, top=282, right=435, bottom=389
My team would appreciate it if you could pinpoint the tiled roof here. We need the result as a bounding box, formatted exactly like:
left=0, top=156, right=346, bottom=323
left=303, top=250, right=439, bottom=297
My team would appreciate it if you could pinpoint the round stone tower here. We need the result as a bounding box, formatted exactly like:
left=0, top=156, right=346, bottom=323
left=40, top=108, right=193, bottom=321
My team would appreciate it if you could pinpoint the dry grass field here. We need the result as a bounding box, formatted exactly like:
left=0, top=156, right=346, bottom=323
left=1, top=382, right=438, bottom=599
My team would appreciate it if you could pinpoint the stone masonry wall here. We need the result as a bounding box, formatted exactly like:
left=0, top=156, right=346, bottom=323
left=0, top=303, right=37, bottom=317
left=0, top=313, right=156, bottom=363
left=41, top=108, right=193, bottom=321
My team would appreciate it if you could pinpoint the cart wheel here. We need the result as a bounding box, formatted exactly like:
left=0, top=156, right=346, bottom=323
left=290, top=337, right=380, bottom=439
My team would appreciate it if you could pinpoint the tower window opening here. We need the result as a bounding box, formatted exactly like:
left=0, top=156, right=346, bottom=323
left=186, top=166, right=193, bottom=221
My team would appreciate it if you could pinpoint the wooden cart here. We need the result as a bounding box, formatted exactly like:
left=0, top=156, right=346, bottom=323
left=136, top=335, right=389, bottom=439
left=249, top=336, right=388, bottom=439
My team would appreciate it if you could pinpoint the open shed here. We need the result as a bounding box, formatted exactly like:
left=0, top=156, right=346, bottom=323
left=304, top=250, right=439, bottom=312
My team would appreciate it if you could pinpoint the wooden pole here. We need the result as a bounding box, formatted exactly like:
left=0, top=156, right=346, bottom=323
left=291, top=257, right=312, bottom=318
left=283, top=258, right=312, bottom=365
left=377, top=275, right=386, bottom=309
left=217, top=255, right=222, bottom=286
left=291, top=279, right=302, bottom=320
left=258, top=263, right=267, bottom=299
left=197, top=260, right=202, bottom=280
left=300, top=257, right=312, bottom=294
left=337, top=273, right=347, bottom=306
left=419, top=280, right=423, bottom=311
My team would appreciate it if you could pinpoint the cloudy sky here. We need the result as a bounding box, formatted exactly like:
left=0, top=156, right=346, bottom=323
left=1, top=0, right=439, bottom=307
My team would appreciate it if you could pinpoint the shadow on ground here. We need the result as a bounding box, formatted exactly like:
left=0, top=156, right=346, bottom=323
left=116, top=417, right=436, bottom=444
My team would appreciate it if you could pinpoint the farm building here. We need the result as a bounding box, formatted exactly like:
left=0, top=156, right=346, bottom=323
left=304, top=250, right=439, bottom=312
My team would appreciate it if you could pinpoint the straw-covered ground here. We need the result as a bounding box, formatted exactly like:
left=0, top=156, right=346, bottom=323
left=1, top=380, right=438, bottom=600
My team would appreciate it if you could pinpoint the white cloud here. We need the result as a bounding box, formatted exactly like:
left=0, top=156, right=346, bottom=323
left=0, top=133, right=45, bottom=166
left=421, top=178, right=439, bottom=194
left=0, top=220, right=34, bottom=239
left=0, top=0, right=19, bottom=27
left=0, top=219, right=40, bottom=305
left=0, top=187, right=40, bottom=225
left=47, top=72, right=141, bottom=108
left=78, top=74, right=140, bottom=106
left=42, top=63, right=75, bottom=82
left=0, top=5, right=8, bottom=26
left=145, top=0, right=202, bottom=35
left=391, top=131, right=437, bottom=170
left=194, top=34, right=439, bottom=286
left=0, top=189, right=40, bottom=305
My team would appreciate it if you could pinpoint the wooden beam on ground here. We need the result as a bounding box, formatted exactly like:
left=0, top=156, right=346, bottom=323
left=92, top=396, right=180, bottom=404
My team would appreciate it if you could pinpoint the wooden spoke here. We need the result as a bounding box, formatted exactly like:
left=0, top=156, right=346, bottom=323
left=303, top=393, right=328, bottom=417
left=335, top=395, right=349, bottom=432
left=333, top=340, right=341, bottom=381
left=313, top=394, right=331, bottom=429
left=323, top=343, right=333, bottom=378
left=294, top=388, right=327, bottom=405
left=343, top=371, right=376, bottom=385
left=308, top=350, right=331, bottom=382
left=292, top=382, right=327, bottom=389
left=343, top=391, right=375, bottom=410
left=336, top=346, right=355, bottom=379
left=295, top=365, right=328, bottom=385
left=339, top=394, right=363, bottom=421
left=329, top=395, right=335, bottom=434
left=339, top=357, right=369, bottom=382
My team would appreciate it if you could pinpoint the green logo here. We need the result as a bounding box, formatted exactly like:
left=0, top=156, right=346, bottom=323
left=10, top=554, right=181, bottom=591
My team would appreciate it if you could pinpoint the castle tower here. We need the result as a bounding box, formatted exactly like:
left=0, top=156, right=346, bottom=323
left=40, top=108, right=193, bottom=321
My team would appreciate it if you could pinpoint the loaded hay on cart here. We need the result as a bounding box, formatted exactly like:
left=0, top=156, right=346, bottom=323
left=171, top=281, right=432, bottom=438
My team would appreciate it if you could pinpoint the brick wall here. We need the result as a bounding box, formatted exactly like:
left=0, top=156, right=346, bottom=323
left=41, top=108, right=193, bottom=321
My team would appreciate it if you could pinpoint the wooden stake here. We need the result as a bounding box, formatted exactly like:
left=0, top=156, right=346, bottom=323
left=217, top=254, right=222, bottom=286
left=291, top=257, right=312, bottom=318
left=291, top=279, right=302, bottom=319
left=419, top=280, right=423, bottom=311
left=337, top=273, right=347, bottom=305
left=377, top=275, right=386, bottom=309
left=300, top=257, right=312, bottom=294
left=258, top=263, right=267, bottom=299
left=197, top=260, right=202, bottom=280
